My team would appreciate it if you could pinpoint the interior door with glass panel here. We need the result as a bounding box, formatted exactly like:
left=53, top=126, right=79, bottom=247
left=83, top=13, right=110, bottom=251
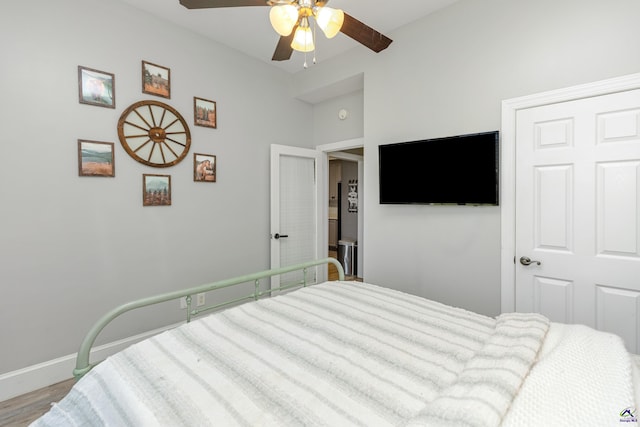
left=515, top=89, right=640, bottom=352
left=270, top=144, right=323, bottom=290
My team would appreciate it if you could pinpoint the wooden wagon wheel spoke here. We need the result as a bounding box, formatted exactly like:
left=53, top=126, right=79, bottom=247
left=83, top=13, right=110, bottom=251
left=162, top=117, right=179, bottom=130
left=165, top=137, right=187, bottom=147
left=148, top=142, right=168, bottom=164
left=132, top=139, right=153, bottom=154
left=133, top=108, right=154, bottom=131
left=124, top=120, right=152, bottom=134
left=160, top=141, right=180, bottom=159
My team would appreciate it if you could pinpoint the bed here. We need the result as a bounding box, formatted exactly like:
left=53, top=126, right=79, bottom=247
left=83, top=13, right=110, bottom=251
left=32, top=258, right=639, bottom=426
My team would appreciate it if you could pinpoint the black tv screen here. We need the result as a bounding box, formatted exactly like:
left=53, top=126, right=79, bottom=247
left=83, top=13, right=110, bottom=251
left=379, top=131, right=499, bottom=205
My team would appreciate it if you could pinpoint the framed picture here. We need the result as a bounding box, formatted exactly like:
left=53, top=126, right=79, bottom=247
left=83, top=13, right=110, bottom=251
left=194, top=153, right=216, bottom=182
left=78, top=139, right=115, bottom=177
left=143, top=174, right=171, bottom=206
left=78, top=66, right=115, bottom=108
left=194, top=97, right=217, bottom=128
left=142, top=60, right=170, bottom=98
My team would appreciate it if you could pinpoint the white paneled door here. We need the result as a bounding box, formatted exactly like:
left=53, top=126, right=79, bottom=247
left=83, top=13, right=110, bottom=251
left=270, top=144, right=323, bottom=290
left=515, top=89, right=640, bottom=352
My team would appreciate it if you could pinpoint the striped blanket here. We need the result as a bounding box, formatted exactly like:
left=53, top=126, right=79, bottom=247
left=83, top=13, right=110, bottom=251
left=31, top=281, right=630, bottom=426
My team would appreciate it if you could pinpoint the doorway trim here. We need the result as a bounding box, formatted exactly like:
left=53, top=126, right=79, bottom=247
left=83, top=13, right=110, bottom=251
left=316, top=138, right=364, bottom=276
left=500, top=72, right=640, bottom=313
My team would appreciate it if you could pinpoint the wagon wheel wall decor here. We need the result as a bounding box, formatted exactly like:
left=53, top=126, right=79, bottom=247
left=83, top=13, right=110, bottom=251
left=118, top=100, right=191, bottom=167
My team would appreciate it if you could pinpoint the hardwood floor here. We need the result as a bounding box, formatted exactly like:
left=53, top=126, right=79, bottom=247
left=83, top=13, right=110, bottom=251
left=328, top=250, right=341, bottom=280
left=328, top=250, right=360, bottom=281
left=0, top=378, right=74, bottom=426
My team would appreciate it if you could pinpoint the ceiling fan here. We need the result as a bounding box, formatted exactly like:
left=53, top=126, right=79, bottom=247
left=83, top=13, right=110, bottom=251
left=179, top=0, right=393, bottom=64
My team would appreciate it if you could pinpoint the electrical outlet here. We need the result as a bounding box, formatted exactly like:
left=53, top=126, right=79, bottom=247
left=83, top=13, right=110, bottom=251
left=180, top=297, right=188, bottom=309
left=196, top=293, right=206, bottom=306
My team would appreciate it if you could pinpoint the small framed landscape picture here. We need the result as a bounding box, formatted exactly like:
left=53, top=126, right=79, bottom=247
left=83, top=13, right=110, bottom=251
left=78, top=140, right=115, bottom=177
left=194, top=97, right=217, bottom=128
left=194, top=153, right=216, bottom=182
left=142, top=61, right=170, bottom=98
left=143, top=174, right=171, bottom=206
left=78, top=66, right=115, bottom=108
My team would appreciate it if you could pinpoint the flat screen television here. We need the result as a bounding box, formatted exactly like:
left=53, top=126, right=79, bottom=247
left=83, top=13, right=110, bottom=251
left=378, top=131, right=499, bottom=205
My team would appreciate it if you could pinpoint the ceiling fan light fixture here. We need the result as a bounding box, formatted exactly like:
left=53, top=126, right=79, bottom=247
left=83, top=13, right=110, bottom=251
left=290, top=19, right=315, bottom=52
left=315, top=6, right=344, bottom=39
left=269, top=4, right=298, bottom=36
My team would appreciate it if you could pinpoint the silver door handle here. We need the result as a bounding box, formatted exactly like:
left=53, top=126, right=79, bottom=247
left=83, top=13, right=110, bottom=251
left=520, top=256, right=541, bottom=266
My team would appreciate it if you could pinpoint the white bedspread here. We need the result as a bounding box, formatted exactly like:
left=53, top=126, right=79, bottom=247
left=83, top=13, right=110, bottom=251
left=503, top=322, right=638, bottom=426
left=32, top=281, right=637, bottom=426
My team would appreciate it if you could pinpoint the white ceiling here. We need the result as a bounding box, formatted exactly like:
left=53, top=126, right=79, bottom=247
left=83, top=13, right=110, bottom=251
left=117, top=0, right=459, bottom=74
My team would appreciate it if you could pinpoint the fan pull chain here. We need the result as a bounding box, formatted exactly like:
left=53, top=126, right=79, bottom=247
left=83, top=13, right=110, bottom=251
left=312, top=18, right=317, bottom=65
left=303, top=21, right=309, bottom=68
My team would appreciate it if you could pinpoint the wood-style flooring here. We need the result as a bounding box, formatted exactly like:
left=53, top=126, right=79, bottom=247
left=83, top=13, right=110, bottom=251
left=0, top=378, right=74, bottom=426
left=328, top=250, right=360, bottom=282
left=328, top=252, right=341, bottom=280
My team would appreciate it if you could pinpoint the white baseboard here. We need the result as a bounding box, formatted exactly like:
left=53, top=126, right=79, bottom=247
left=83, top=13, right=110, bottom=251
left=0, top=322, right=182, bottom=402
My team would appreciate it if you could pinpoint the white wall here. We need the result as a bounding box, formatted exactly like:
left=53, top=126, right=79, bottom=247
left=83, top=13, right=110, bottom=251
left=312, top=90, right=364, bottom=145
left=0, top=0, right=314, bottom=376
left=293, top=0, right=640, bottom=316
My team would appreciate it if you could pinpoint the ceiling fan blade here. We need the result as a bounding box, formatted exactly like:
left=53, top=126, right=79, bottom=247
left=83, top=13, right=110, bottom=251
left=340, top=12, right=393, bottom=53
left=272, top=30, right=296, bottom=61
left=179, top=0, right=267, bottom=9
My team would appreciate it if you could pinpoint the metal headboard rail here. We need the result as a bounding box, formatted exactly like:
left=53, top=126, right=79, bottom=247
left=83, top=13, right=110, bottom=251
left=189, top=278, right=310, bottom=319
left=73, top=257, right=345, bottom=379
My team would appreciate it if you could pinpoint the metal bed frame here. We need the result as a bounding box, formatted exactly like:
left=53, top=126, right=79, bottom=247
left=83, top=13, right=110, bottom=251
left=73, top=257, right=345, bottom=379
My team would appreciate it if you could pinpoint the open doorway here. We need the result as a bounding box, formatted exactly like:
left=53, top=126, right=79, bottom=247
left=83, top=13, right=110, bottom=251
left=318, top=140, right=363, bottom=281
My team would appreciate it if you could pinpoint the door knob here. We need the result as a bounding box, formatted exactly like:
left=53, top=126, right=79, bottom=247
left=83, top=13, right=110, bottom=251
left=274, top=233, right=289, bottom=239
left=519, top=256, right=541, bottom=266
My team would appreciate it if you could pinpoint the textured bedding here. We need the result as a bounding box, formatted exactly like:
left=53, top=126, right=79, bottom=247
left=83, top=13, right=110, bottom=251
left=32, top=281, right=637, bottom=426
